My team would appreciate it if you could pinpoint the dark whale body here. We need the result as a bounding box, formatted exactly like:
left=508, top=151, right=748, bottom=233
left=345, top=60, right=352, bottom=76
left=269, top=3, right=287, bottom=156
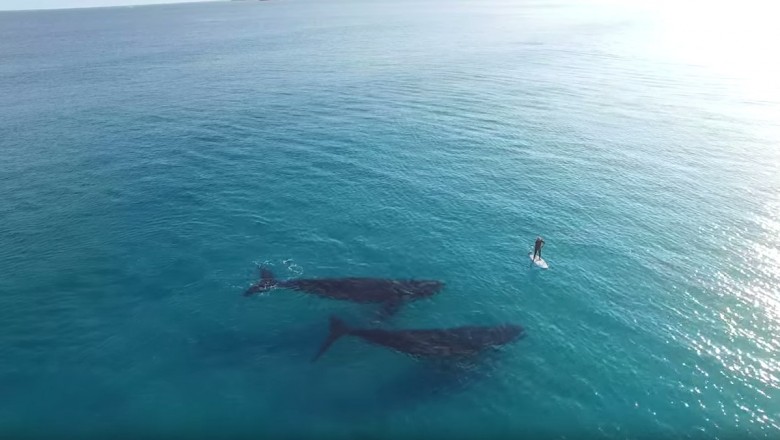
left=313, top=316, right=525, bottom=361
left=245, top=268, right=443, bottom=317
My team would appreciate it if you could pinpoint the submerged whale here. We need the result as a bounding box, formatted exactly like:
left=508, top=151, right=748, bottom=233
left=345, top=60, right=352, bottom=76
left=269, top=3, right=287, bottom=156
left=244, top=267, right=443, bottom=316
left=312, top=316, right=525, bottom=362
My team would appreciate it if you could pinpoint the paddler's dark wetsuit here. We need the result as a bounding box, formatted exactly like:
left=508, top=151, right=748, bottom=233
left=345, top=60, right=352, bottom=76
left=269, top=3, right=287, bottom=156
left=533, top=237, right=545, bottom=260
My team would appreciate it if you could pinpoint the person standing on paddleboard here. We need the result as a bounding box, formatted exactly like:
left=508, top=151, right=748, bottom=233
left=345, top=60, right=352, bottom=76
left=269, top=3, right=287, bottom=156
left=533, top=236, right=545, bottom=260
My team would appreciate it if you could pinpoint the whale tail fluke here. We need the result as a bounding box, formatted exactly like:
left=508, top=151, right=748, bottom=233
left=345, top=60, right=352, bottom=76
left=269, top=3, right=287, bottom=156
left=312, top=315, right=350, bottom=362
left=244, top=266, right=278, bottom=296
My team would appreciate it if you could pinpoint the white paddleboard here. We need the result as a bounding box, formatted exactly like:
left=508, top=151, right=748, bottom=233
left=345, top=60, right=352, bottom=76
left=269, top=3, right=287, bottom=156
left=529, top=252, right=549, bottom=269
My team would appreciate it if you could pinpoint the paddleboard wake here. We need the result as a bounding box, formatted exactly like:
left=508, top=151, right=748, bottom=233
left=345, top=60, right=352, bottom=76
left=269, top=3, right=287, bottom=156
left=528, top=252, right=549, bottom=269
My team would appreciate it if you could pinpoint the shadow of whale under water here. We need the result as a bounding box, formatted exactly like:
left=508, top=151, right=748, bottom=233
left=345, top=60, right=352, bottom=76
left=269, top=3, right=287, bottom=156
left=289, top=356, right=505, bottom=420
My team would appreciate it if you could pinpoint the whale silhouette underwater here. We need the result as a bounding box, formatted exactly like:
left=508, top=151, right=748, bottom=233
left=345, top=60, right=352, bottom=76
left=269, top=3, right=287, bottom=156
left=245, top=267, right=444, bottom=317
left=313, top=316, right=525, bottom=362
left=243, top=265, right=525, bottom=364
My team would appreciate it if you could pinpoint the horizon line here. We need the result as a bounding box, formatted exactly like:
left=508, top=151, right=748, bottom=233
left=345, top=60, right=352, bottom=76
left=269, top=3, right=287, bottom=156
left=0, top=0, right=230, bottom=13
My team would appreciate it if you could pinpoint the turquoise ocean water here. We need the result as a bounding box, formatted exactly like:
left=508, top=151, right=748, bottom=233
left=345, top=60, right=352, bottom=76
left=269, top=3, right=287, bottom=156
left=1, top=0, right=779, bottom=438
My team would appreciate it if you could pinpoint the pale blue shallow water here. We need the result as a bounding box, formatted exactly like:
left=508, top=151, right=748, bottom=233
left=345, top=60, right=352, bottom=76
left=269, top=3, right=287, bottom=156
left=1, top=0, right=779, bottom=438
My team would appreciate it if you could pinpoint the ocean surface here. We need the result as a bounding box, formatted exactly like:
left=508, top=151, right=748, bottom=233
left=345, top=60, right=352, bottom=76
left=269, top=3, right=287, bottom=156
left=1, top=0, right=779, bottom=438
